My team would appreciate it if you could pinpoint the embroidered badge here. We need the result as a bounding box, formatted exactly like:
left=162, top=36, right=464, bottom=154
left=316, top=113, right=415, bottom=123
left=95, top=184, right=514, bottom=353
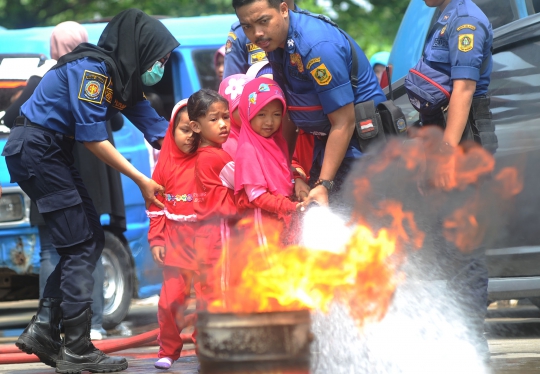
left=225, top=39, right=233, bottom=54
left=359, top=119, right=375, bottom=133
left=258, top=83, right=270, bottom=92
left=78, top=70, right=108, bottom=104
left=112, top=99, right=126, bottom=111
left=250, top=51, right=267, bottom=65
left=165, top=193, right=193, bottom=206
left=310, top=63, right=332, bottom=86
left=396, top=118, right=406, bottom=131
left=228, top=32, right=237, bottom=40
left=457, top=24, right=476, bottom=31
left=458, top=34, right=474, bottom=52
left=306, top=57, right=321, bottom=70
left=290, top=53, right=304, bottom=73
left=225, top=77, right=248, bottom=100
left=287, top=38, right=295, bottom=48
left=104, top=80, right=113, bottom=104
left=249, top=92, right=257, bottom=105
left=442, top=13, right=450, bottom=21
left=439, top=25, right=447, bottom=36
left=246, top=43, right=261, bottom=52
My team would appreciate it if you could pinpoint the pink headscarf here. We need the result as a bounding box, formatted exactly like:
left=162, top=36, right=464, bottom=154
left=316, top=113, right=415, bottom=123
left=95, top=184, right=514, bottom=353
left=234, top=77, right=293, bottom=197
left=218, top=74, right=253, bottom=158
left=213, top=45, right=226, bottom=69
left=50, top=21, right=89, bottom=60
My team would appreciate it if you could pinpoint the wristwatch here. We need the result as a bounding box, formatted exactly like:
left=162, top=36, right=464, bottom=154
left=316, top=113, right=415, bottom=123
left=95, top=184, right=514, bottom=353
left=314, top=179, right=334, bottom=192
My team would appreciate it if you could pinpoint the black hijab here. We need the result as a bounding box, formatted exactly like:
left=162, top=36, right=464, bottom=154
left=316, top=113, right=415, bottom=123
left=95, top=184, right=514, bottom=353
left=53, top=9, right=179, bottom=108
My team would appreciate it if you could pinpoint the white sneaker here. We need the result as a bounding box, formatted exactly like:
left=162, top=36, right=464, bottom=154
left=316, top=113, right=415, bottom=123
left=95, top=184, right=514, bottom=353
left=90, top=328, right=104, bottom=340
left=154, top=357, right=174, bottom=370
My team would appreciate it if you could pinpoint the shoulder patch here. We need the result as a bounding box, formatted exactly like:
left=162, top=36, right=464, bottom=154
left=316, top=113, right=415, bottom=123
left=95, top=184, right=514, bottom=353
left=306, top=57, right=321, bottom=70
left=458, top=34, right=474, bottom=52
left=78, top=70, right=108, bottom=104
left=112, top=99, right=127, bottom=111
left=228, top=32, right=237, bottom=40
left=104, top=80, right=113, bottom=104
left=310, top=63, right=332, bottom=86
left=290, top=53, right=304, bottom=73
left=225, top=39, right=233, bottom=54
left=457, top=24, right=476, bottom=31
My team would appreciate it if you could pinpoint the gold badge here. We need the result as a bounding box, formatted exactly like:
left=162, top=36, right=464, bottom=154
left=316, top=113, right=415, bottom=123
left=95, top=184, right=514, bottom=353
left=310, top=63, right=332, bottom=86
left=290, top=53, right=304, bottom=73
left=306, top=57, right=320, bottom=70
left=228, top=32, right=237, bottom=40
left=250, top=51, right=267, bottom=64
left=440, top=25, right=447, bottom=36
left=458, top=34, right=474, bottom=52
left=78, top=70, right=108, bottom=104
left=457, top=24, right=476, bottom=31
left=246, top=43, right=261, bottom=52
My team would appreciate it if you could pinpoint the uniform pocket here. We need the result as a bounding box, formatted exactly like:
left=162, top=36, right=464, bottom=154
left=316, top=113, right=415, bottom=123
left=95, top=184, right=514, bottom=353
left=2, top=139, right=31, bottom=182
left=37, top=189, right=93, bottom=248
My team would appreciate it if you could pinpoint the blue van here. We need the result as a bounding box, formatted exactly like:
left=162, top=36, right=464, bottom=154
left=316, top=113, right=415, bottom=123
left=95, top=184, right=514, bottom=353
left=0, top=14, right=236, bottom=328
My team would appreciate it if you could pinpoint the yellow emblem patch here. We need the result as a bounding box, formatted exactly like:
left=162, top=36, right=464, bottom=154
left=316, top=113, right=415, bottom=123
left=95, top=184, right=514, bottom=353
left=78, top=70, right=108, bottom=104
left=440, top=25, right=447, bottom=36
left=457, top=24, right=476, bottom=31
left=250, top=51, right=267, bottom=64
left=310, top=63, right=332, bottom=85
left=306, top=57, right=321, bottom=70
left=112, top=99, right=126, bottom=111
left=458, top=34, right=474, bottom=52
left=290, top=53, right=304, bottom=73
left=246, top=43, right=261, bottom=52
left=228, top=32, right=237, bottom=40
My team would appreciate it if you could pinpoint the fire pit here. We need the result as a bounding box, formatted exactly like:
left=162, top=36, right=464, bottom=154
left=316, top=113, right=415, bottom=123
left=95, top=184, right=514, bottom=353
left=196, top=309, right=312, bottom=373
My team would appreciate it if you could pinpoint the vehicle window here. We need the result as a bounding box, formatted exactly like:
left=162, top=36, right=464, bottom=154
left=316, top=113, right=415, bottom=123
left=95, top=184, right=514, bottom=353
left=488, top=39, right=540, bottom=151
left=192, top=49, right=219, bottom=91
left=473, top=0, right=518, bottom=29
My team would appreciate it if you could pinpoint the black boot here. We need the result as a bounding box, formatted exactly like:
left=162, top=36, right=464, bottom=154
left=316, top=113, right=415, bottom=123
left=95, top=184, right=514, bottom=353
left=56, top=308, right=128, bottom=374
left=16, top=298, right=62, bottom=368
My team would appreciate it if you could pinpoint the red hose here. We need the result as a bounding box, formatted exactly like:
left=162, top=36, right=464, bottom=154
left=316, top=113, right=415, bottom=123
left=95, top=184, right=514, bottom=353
left=0, top=329, right=194, bottom=364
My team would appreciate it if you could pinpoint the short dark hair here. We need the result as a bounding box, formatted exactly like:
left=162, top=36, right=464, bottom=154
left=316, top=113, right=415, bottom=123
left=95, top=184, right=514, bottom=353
left=187, top=89, right=228, bottom=151
left=232, top=0, right=283, bottom=11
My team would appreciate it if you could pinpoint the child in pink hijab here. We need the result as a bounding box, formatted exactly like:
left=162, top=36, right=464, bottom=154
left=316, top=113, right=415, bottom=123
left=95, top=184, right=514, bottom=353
left=218, top=74, right=252, bottom=158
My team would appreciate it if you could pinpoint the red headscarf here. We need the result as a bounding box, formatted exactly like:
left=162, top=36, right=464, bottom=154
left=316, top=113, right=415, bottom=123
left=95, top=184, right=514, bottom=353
left=234, top=77, right=293, bottom=197
left=218, top=74, right=253, bottom=158
left=151, top=98, right=197, bottom=217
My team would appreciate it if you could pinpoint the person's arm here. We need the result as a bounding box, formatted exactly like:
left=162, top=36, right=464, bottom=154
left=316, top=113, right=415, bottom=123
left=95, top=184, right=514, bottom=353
left=84, top=140, right=164, bottom=209
left=148, top=192, right=166, bottom=265
left=305, top=103, right=356, bottom=206
left=223, top=25, right=251, bottom=78
left=252, top=191, right=300, bottom=214
left=443, top=80, right=476, bottom=146
left=122, top=99, right=168, bottom=149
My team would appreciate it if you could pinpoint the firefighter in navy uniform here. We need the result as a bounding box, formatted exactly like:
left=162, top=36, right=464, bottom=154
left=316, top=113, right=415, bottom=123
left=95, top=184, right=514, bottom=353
left=233, top=0, right=385, bottom=208
left=405, top=0, right=496, bottom=361
left=2, top=9, right=178, bottom=373
left=224, top=0, right=299, bottom=78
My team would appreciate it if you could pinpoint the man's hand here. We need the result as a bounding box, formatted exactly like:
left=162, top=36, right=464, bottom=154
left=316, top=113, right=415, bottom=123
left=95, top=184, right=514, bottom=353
left=294, top=178, right=310, bottom=202
left=303, top=184, right=329, bottom=207
left=138, top=177, right=165, bottom=209
left=151, top=246, right=165, bottom=265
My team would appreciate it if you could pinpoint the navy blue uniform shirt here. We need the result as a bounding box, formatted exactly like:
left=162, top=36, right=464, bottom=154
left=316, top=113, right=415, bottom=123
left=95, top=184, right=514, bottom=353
left=21, top=57, right=167, bottom=147
left=266, top=10, right=385, bottom=161
left=423, top=0, right=493, bottom=95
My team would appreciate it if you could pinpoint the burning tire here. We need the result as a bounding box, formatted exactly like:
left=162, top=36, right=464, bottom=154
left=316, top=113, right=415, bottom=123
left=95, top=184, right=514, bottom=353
left=101, top=232, right=133, bottom=330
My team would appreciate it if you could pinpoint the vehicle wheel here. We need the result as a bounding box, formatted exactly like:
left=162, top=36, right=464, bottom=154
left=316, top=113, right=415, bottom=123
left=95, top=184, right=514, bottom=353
left=101, top=231, right=133, bottom=330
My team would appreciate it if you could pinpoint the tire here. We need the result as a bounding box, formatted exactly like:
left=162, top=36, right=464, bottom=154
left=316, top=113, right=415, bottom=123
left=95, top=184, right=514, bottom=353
left=101, top=231, right=133, bottom=330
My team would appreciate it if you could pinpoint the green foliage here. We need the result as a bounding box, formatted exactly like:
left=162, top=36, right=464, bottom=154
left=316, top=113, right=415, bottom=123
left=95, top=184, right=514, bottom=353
left=0, top=0, right=410, bottom=59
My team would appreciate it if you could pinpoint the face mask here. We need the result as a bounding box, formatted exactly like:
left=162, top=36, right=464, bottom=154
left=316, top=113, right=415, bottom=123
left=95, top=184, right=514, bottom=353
left=141, top=61, right=165, bottom=86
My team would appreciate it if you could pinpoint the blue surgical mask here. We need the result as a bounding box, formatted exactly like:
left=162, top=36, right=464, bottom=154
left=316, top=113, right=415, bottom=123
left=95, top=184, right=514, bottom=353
left=141, top=61, right=165, bottom=86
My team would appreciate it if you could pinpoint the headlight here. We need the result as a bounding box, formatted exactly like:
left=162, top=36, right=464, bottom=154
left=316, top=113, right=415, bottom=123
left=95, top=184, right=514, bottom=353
left=0, top=193, right=24, bottom=222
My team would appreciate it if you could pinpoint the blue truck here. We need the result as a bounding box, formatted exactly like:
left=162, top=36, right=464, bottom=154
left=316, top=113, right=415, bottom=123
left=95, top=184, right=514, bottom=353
left=0, top=14, right=237, bottom=328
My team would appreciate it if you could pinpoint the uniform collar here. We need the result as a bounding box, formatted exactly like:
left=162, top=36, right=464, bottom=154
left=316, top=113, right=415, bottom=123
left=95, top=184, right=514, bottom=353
left=437, top=0, right=458, bottom=24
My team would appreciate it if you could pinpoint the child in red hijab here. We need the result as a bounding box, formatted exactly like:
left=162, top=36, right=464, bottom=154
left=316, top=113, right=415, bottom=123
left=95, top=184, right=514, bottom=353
left=234, top=78, right=303, bottom=245
left=147, top=99, right=198, bottom=370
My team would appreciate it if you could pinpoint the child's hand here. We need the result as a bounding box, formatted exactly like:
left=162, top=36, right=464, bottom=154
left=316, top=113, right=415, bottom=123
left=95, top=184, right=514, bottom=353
left=151, top=246, right=165, bottom=265
left=294, top=178, right=310, bottom=202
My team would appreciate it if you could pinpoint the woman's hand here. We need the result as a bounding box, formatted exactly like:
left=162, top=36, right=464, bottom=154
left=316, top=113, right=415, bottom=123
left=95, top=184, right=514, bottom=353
left=294, top=178, right=310, bottom=202
left=303, top=184, right=329, bottom=207
left=151, top=246, right=165, bottom=265
left=138, top=177, right=165, bottom=209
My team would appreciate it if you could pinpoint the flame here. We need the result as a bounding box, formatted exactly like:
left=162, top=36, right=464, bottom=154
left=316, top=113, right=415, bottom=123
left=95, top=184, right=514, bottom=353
left=209, top=201, right=423, bottom=326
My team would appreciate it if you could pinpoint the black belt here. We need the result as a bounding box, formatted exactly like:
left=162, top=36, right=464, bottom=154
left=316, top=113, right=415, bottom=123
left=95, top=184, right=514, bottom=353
left=14, top=116, right=74, bottom=140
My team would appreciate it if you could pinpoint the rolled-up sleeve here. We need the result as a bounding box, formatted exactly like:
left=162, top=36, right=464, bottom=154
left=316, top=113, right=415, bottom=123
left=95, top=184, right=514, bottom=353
left=449, top=16, right=487, bottom=82
left=122, top=99, right=168, bottom=149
